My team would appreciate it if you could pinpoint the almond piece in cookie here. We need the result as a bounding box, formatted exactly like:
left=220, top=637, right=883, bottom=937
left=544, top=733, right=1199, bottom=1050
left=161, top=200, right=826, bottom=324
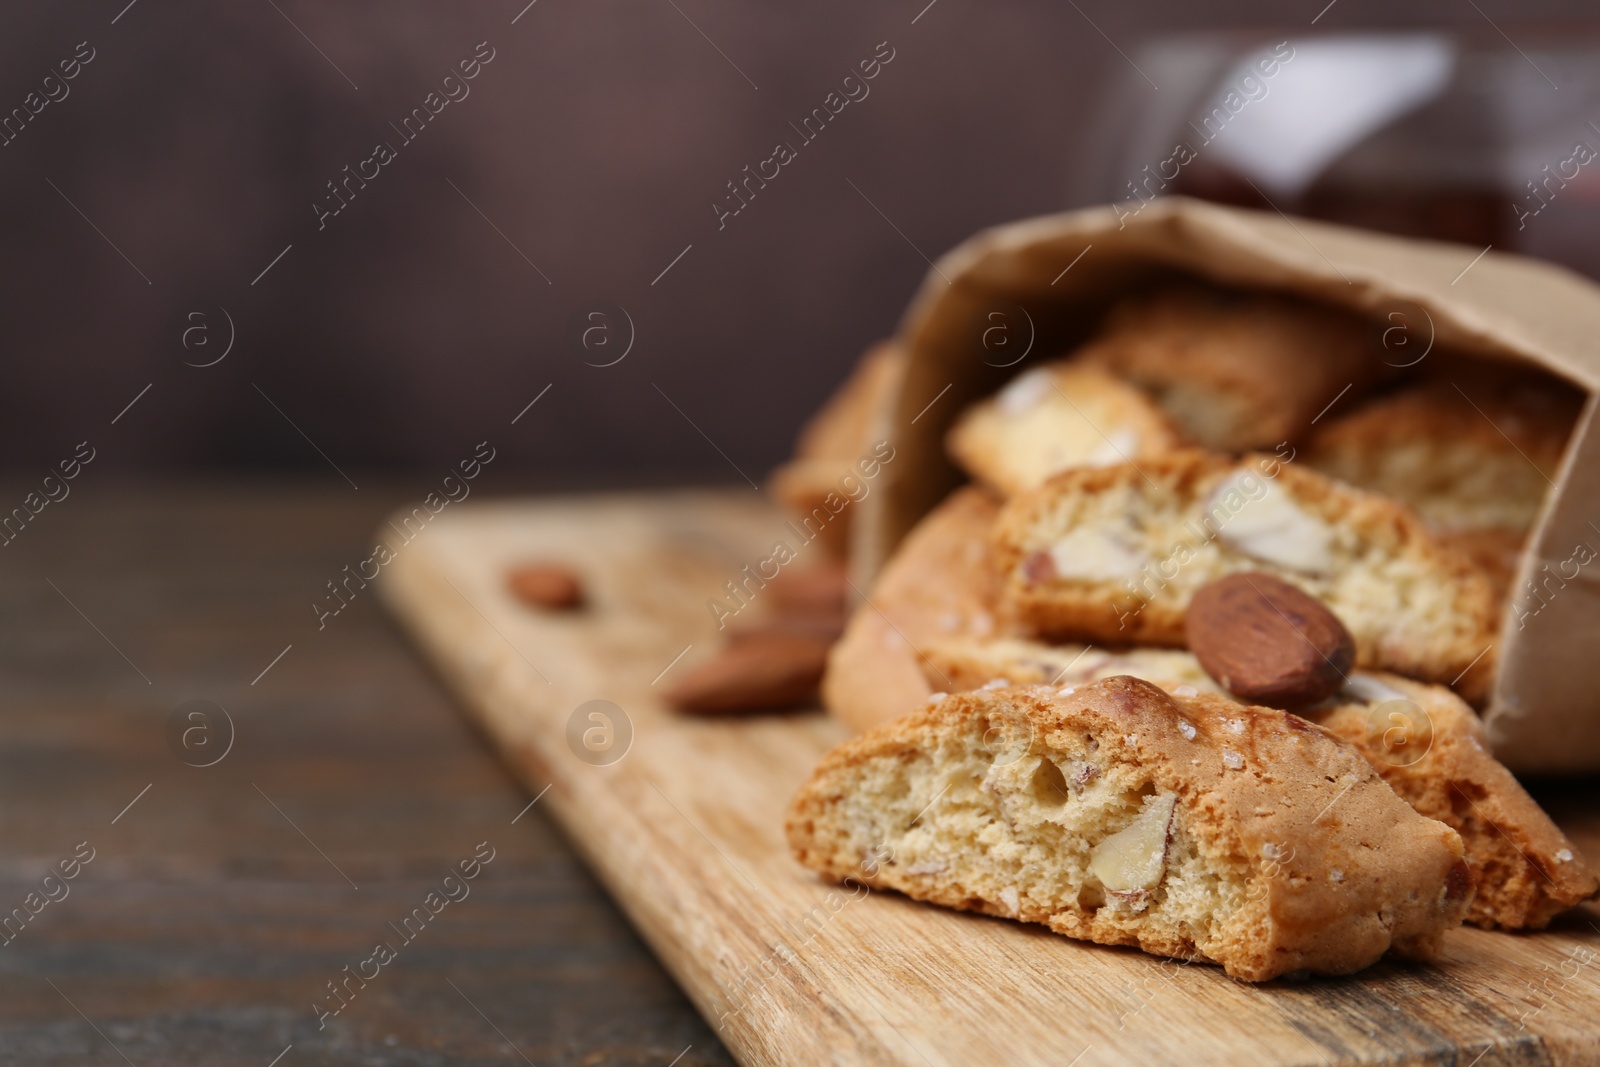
left=991, top=450, right=1499, bottom=701
left=787, top=677, right=1472, bottom=981
left=945, top=361, right=1184, bottom=496
left=1186, top=572, right=1354, bottom=708
left=1319, top=673, right=1600, bottom=930
left=1083, top=284, right=1385, bottom=451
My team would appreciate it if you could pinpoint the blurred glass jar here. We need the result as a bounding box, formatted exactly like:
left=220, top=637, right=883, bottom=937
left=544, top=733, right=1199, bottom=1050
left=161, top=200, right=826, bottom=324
left=1071, top=27, right=1600, bottom=278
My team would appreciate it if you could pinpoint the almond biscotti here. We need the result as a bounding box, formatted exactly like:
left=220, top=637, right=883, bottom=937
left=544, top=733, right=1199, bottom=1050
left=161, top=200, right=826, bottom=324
left=946, top=361, right=1184, bottom=496
left=991, top=450, right=1500, bottom=701
left=822, top=487, right=1002, bottom=735
left=1084, top=284, right=1384, bottom=452
left=787, top=677, right=1472, bottom=981
left=1305, top=363, right=1582, bottom=605
left=1305, top=361, right=1580, bottom=537
left=916, top=635, right=1598, bottom=930
left=1319, top=673, right=1599, bottom=930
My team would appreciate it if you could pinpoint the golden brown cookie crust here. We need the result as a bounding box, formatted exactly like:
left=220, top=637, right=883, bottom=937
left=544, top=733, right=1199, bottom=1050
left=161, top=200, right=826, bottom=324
left=1311, top=674, right=1600, bottom=929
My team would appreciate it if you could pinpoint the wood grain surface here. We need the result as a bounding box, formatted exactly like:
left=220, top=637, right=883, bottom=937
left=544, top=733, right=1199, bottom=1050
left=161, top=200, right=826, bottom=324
left=0, top=483, right=735, bottom=1067
left=380, top=488, right=1600, bottom=1067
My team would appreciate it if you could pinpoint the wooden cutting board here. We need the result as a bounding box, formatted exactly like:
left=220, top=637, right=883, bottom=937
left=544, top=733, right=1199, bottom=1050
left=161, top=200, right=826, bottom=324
left=379, top=489, right=1600, bottom=1067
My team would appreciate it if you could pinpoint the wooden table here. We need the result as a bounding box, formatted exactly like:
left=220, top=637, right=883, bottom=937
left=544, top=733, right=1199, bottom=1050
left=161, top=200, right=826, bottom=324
left=0, top=482, right=735, bottom=1067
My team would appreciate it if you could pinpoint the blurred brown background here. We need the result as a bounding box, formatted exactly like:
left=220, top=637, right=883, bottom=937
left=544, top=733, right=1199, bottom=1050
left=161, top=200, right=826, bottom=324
left=1, top=0, right=1596, bottom=485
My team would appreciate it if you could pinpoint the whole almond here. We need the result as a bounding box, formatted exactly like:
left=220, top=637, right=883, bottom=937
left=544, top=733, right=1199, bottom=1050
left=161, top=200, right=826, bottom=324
left=1185, top=572, right=1354, bottom=708
left=765, top=561, right=849, bottom=618
left=506, top=562, right=584, bottom=610
left=665, top=632, right=830, bottom=715
left=727, top=611, right=846, bottom=646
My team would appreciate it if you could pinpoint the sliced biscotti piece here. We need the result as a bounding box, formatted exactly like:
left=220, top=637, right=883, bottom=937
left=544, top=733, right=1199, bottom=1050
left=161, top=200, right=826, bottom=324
left=1306, top=362, right=1580, bottom=607
left=787, top=677, right=1472, bottom=981
left=1316, top=673, right=1599, bottom=930
left=915, top=635, right=1597, bottom=930
left=1084, top=284, right=1385, bottom=451
left=946, top=361, right=1184, bottom=496
left=822, top=487, right=1002, bottom=735
left=1305, top=361, right=1581, bottom=537
left=909, top=634, right=1596, bottom=929
left=991, top=450, right=1500, bottom=701
left=919, top=636, right=1217, bottom=695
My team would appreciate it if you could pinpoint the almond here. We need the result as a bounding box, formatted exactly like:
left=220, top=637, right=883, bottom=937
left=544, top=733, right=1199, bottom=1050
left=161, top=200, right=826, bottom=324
left=1209, top=472, right=1335, bottom=574
left=765, top=562, right=849, bottom=618
left=728, top=612, right=845, bottom=645
left=1023, top=550, right=1057, bottom=583
left=665, top=631, right=830, bottom=715
left=1090, top=792, right=1177, bottom=893
left=1042, top=526, right=1147, bottom=580
left=506, top=562, right=584, bottom=610
left=1185, top=572, right=1354, bottom=708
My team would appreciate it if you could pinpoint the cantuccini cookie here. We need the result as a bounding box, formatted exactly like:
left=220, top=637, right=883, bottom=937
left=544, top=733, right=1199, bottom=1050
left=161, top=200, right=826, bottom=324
left=788, top=677, right=1472, bottom=981
left=990, top=450, right=1500, bottom=701
left=1084, top=284, right=1384, bottom=452
left=1306, top=362, right=1582, bottom=606
left=945, top=361, right=1184, bottom=497
left=910, top=634, right=1598, bottom=931
left=822, top=487, right=1002, bottom=735
left=1306, top=361, right=1581, bottom=537
left=1316, top=673, right=1599, bottom=930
